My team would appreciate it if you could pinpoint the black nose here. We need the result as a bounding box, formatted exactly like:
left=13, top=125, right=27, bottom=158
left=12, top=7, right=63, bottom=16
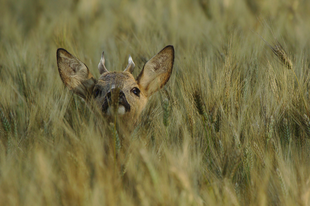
left=107, top=91, right=111, bottom=99
left=102, top=90, right=131, bottom=113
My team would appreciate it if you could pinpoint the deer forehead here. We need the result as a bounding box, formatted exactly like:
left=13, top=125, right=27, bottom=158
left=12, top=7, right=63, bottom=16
left=97, top=71, right=137, bottom=89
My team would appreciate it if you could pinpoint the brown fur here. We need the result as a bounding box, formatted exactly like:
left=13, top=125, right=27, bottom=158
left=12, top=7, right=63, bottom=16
left=57, top=45, right=174, bottom=127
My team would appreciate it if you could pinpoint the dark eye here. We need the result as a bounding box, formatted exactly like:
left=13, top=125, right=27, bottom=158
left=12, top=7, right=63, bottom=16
left=131, top=87, right=140, bottom=97
left=93, top=88, right=100, bottom=98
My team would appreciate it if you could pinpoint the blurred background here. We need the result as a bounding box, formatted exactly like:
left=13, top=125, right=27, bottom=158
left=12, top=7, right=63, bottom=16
left=1, top=0, right=310, bottom=205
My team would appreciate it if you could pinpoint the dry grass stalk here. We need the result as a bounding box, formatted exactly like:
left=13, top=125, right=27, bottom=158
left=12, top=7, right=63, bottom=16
left=224, top=55, right=233, bottom=114
left=267, top=40, right=308, bottom=110
left=276, top=168, right=288, bottom=197
left=270, top=42, right=293, bottom=70
left=253, top=142, right=265, bottom=167
left=267, top=62, right=280, bottom=101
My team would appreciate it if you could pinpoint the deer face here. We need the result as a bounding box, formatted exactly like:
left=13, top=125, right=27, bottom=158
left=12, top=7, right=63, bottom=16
left=57, top=45, right=174, bottom=124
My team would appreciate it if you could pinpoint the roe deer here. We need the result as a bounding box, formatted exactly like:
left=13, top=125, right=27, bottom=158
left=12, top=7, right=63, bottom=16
left=57, top=45, right=174, bottom=128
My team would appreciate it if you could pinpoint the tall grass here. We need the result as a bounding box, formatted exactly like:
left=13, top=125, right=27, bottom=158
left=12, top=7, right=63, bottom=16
left=1, top=0, right=310, bottom=205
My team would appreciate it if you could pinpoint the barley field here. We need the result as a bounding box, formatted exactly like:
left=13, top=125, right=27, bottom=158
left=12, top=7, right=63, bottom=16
left=1, top=0, right=310, bottom=205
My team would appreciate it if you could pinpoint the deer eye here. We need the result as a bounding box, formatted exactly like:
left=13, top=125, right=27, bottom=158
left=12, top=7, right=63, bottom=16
left=131, top=87, right=140, bottom=97
left=93, top=88, right=100, bottom=98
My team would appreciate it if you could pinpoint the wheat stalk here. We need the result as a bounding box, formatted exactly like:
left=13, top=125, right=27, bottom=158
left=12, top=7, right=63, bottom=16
left=267, top=116, right=274, bottom=145
left=266, top=41, right=309, bottom=111
left=0, top=108, right=11, bottom=133
left=270, top=42, right=293, bottom=70
left=162, top=98, right=170, bottom=127
left=276, top=168, right=288, bottom=197
left=194, top=90, right=205, bottom=116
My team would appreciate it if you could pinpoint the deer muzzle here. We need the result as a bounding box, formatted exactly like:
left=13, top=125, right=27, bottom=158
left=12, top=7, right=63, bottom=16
left=102, top=89, right=131, bottom=115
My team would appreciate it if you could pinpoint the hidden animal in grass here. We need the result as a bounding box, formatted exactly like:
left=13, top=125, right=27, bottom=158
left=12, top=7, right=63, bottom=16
left=56, top=45, right=174, bottom=129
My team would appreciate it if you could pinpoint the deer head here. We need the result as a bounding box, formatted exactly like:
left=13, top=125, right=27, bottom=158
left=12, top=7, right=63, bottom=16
left=57, top=45, right=174, bottom=125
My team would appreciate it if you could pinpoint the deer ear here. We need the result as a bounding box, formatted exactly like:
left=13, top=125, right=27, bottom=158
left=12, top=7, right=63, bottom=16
left=137, top=45, right=174, bottom=97
left=57, top=48, right=97, bottom=99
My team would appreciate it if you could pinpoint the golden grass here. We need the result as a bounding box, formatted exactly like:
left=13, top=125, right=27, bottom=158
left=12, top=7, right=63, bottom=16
left=1, top=0, right=310, bottom=205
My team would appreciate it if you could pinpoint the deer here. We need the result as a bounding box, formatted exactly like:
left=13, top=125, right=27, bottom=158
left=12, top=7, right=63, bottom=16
left=56, top=45, right=174, bottom=133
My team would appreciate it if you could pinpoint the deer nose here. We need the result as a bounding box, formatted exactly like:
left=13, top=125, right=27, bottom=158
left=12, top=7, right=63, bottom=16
left=106, top=91, right=111, bottom=99
left=106, top=90, right=125, bottom=101
left=102, top=89, right=131, bottom=114
left=119, top=91, right=125, bottom=99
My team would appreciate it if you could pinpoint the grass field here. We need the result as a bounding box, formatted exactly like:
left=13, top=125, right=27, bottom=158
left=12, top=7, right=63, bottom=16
left=1, top=0, right=310, bottom=205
